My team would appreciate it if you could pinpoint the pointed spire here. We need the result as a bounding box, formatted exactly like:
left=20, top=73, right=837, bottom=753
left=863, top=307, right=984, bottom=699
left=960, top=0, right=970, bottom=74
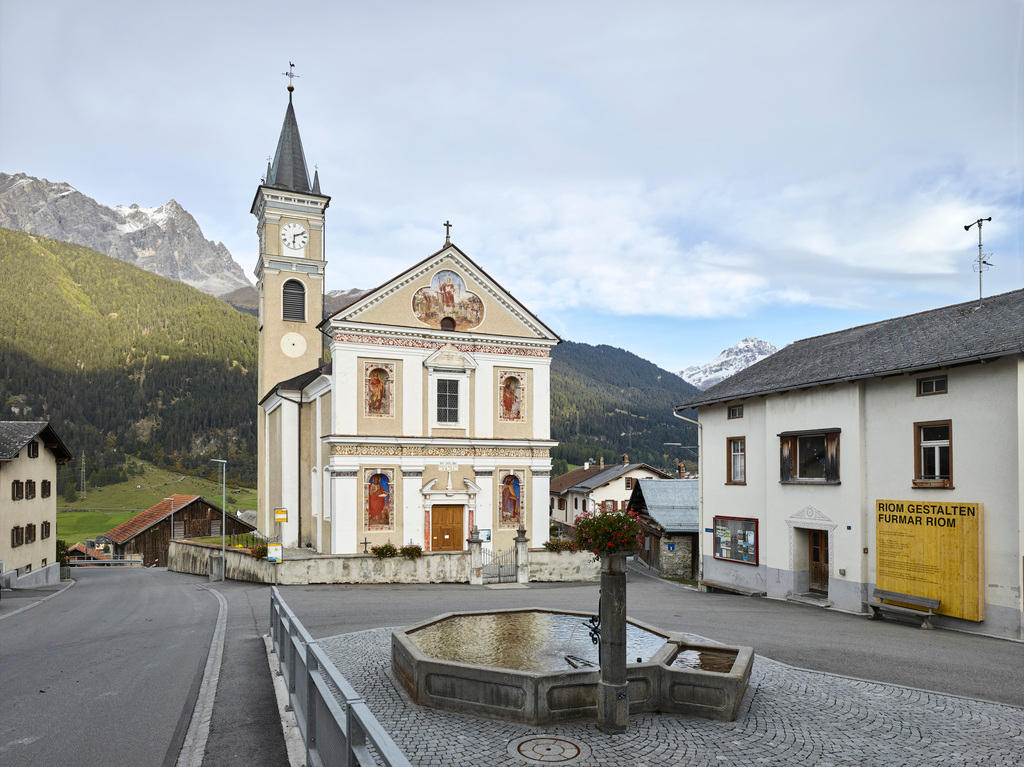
left=265, top=159, right=272, bottom=184
left=266, top=91, right=311, bottom=193
left=312, top=167, right=321, bottom=195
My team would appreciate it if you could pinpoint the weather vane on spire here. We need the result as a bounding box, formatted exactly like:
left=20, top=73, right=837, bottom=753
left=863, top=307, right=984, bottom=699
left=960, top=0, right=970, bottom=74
left=282, top=61, right=300, bottom=93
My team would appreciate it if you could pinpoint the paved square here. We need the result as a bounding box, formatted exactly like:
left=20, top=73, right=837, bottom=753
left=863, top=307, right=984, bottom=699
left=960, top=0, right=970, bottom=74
left=319, top=627, right=1024, bottom=766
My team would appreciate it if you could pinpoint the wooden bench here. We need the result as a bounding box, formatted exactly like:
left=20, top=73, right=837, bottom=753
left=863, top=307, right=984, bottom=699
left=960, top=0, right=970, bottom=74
left=869, top=589, right=940, bottom=629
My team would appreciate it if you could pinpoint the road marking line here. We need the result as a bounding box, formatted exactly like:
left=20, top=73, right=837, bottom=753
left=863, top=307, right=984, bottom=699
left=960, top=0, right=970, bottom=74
left=176, top=586, right=227, bottom=767
left=0, top=579, right=75, bottom=621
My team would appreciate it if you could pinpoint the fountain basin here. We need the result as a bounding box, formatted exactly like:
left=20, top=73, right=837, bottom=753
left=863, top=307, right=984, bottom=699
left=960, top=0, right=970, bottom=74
left=392, top=607, right=753, bottom=725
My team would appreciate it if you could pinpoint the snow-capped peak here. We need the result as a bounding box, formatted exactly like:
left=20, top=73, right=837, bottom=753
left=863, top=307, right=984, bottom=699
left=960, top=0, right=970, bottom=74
left=680, top=337, right=778, bottom=390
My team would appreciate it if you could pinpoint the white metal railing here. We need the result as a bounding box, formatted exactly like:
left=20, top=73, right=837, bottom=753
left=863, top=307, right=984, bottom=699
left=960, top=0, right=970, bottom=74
left=66, top=557, right=141, bottom=566
left=269, top=587, right=412, bottom=767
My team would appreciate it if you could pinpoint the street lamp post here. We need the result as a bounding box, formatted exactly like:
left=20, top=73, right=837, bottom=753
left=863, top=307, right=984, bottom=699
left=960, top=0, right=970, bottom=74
left=211, top=459, right=227, bottom=581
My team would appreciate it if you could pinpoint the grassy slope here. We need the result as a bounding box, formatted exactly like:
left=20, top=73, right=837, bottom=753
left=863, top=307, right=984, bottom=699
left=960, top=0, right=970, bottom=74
left=57, top=511, right=138, bottom=544
left=58, top=459, right=256, bottom=513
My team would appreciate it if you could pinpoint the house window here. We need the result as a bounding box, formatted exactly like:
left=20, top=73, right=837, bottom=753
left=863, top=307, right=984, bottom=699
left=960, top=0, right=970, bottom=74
left=42, top=521, right=51, bottom=539
left=11, top=480, right=23, bottom=500
left=558, top=498, right=566, bottom=510
left=41, top=480, right=51, bottom=498
left=727, top=437, right=746, bottom=484
left=574, top=497, right=579, bottom=510
left=436, top=378, right=459, bottom=423
left=780, top=430, right=840, bottom=483
left=914, top=420, right=952, bottom=488
left=26, top=523, right=36, bottom=543
left=11, top=526, right=24, bottom=547
left=728, top=405, right=744, bottom=419
left=28, top=440, right=39, bottom=458
left=25, top=480, right=36, bottom=499
left=917, top=375, right=947, bottom=396
left=282, top=279, right=306, bottom=321
left=625, top=477, right=633, bottom=490
left=41, top=558, right=47, bottom=567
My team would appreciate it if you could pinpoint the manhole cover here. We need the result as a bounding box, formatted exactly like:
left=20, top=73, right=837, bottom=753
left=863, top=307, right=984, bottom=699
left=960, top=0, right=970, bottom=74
left=508, top=735, right=590, bottom=764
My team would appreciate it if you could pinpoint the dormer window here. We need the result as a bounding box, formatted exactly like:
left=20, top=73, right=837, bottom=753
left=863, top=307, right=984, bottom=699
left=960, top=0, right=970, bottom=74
left=282, top=279, right=306, bottom=321
left=27, top=440, right=39, bottom=458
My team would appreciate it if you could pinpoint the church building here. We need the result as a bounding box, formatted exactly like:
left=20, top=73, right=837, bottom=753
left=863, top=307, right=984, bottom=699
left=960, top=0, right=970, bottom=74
left=254, top=84, right=559, bottom=557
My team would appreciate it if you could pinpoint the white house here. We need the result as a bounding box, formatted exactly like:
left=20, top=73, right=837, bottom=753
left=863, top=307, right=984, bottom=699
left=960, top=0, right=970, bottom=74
left=679, top=289, right=1024, bottom=640
left=549, top=457, right=670, bottom=525
left=1, top=422, right=72, bottom=587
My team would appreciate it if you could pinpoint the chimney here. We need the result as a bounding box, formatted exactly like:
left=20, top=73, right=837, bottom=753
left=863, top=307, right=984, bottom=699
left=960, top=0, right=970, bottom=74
left=621, top=453, right=629, bottom=465
left=599, top=456, right=605, bottom=469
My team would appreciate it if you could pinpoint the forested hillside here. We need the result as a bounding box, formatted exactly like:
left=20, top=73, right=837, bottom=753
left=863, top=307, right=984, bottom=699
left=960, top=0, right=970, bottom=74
left=551, top=342, right=698, bottom=474
left=0, top=228, right=257, bottom=491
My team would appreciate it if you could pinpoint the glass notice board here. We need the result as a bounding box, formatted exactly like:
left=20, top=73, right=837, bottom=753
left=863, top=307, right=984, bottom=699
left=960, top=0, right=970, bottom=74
left=713, top=516, right=759, bottom=566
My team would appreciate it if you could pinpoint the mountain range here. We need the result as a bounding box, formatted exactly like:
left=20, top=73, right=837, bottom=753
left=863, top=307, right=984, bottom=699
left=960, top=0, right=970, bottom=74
left=0, top=172, right=251, bottom=297
left=680, top=337, right=778, bottom=390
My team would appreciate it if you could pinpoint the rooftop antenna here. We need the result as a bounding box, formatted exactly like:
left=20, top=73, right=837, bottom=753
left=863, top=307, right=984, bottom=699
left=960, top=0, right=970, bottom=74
left=964, top=217, right=993, bottom=305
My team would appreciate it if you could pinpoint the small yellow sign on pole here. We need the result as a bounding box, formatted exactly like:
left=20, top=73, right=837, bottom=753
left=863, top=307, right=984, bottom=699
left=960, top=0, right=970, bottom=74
left=274, top=507, right=288, bottom=523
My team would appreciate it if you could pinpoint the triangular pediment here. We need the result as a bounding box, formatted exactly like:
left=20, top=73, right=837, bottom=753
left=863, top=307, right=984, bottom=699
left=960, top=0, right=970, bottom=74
left=424, top=345, right=477, bottom=370
left=324, top=244, right=559, bottom=341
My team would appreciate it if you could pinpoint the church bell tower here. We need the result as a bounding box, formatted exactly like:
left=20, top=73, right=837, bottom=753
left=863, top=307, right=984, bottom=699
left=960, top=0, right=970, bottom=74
left=252, top=79, right=330, bottom=400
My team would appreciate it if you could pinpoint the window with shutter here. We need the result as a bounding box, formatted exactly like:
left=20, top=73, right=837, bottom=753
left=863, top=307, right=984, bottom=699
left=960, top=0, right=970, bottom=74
left=11, top=480, right=23, bottom=500
left=282, top=279, right=306, bottom=321
left=28, top=440, right=39, bottom=458
left=25, top=480, right=36, bottom=499
left=26, top=523, right=36, bottom=543
left=41, top=480, right=51, bottom=498
left=42, top=521, right=51, bottom=539
left=779, top=430, right=840, bottom=484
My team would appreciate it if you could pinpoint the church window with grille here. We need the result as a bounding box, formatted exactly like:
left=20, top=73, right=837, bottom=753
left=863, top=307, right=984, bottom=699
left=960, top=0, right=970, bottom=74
left=282, top=279, right=306, bottom=321
left=436, top=379, right=459, bottom=423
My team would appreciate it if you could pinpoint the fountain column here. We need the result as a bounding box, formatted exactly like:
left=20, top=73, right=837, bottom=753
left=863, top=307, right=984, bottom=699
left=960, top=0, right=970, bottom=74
left=597, top=551, right=628, bottom=733
left=468, top=526, right=483, bottom=585
left=514, top=526, right=530, bottom=584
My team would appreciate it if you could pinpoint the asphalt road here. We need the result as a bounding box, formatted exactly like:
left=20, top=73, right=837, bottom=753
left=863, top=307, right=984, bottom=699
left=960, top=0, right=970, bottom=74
left=0, top=568, right=218, bottom=767
left=280, top=566, right=1024, bottom=708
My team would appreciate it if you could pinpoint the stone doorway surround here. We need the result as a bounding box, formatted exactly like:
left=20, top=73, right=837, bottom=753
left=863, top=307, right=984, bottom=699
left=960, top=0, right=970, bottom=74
left=421, top=475, right=481, bottom=551
left=785, top=505, right=838, bottom=599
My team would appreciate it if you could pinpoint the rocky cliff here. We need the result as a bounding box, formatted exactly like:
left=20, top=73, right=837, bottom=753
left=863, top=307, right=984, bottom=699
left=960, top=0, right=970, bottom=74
left=0, top=172, right=251, bottom=297
left=680, top=337, right=779, bottom=390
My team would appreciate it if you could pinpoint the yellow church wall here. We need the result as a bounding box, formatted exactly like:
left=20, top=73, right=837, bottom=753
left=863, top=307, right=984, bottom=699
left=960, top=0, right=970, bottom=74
left=356, top=357, right=403, bottom=436
left=492, top=367, right=532, bottom=439
left=258, top=269, right=323, bottom=399
left=351, top=259, right=543, bottom=339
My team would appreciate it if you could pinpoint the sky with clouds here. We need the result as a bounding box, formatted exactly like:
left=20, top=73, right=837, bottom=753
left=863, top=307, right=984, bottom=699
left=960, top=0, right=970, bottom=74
left=1, top=1, right=1021, bottom=372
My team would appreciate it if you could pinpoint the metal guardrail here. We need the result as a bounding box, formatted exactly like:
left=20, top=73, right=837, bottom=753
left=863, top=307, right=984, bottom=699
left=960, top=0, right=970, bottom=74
left=66, top=557, right=142, bottom=567
left=269, top=586, right=412, bottom=767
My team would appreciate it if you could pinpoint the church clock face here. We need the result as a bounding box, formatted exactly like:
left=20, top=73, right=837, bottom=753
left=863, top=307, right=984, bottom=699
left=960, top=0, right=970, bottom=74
left=281, top=332, right=307, bottom=358
left=280, top=222, right=308, bottom=252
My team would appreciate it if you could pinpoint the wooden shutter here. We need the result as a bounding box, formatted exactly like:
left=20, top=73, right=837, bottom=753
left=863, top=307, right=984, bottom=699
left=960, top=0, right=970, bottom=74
left=282, top=279, right=306, bottom=321
left=779, top=436, right=796, bottom=482
left=824, top=432, right=840, bottom=482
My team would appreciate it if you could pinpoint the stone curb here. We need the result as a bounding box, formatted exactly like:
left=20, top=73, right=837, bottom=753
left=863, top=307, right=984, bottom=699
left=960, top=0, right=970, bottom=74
left=176, top=586, right=227, bottom=767
left=0, top=578, right=76, bottom=621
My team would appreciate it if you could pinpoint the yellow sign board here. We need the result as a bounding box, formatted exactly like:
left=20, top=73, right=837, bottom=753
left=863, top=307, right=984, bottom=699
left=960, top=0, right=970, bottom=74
left=875, top=499, right=984, bottom=621
left=274, top=507, right=288, bottom=523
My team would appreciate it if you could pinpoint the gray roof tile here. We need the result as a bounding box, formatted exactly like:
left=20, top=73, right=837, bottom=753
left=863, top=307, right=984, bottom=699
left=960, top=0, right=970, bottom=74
left=0, top=421, right=72, bottom=462
left=634, top=478, right=699, bottom=533
left=268, top=96, right=311, bottom=193
left=682, top=288, right=1024, bottom=408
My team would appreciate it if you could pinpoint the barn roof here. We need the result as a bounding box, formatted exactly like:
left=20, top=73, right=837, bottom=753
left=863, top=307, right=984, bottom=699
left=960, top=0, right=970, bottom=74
left=105, top=494, right=203, bottom=544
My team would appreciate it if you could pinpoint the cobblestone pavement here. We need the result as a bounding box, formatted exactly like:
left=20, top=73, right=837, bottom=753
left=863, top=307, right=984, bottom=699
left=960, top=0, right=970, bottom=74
left=319, top=628, right=1024, bottom=767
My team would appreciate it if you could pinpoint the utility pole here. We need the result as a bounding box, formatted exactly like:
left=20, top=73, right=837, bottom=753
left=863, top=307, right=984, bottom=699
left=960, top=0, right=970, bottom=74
left=211, top=459, right=227, bottom=581
left=80, top=455, right=86, bottom=500
left=964, top=217, right=992, bottom=305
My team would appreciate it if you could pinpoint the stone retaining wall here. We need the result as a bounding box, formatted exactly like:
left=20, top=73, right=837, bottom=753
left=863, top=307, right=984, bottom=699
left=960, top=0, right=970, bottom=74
left=168, top=540, right=471, bottom=584
left=527, top=549, right=600, bottom=582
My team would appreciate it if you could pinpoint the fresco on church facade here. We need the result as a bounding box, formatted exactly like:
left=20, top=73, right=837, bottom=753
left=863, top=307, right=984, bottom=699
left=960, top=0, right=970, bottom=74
left=364, top=469, right=394, bottom=530
left=498, top=371, right=525, bottom=421
left=498, top=470, right=524, bottom=528
left=363, top=362, right=394, bottom=417
left=412, top=269, right=484, bottom=330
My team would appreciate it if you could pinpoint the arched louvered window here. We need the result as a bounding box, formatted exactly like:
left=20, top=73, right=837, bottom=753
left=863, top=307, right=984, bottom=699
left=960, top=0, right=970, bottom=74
left=282, top=279, right=306, bottom=321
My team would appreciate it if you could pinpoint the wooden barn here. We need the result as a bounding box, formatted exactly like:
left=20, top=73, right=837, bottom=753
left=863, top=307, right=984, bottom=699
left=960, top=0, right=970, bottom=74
left=106, top=494, right=255, bottom=567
